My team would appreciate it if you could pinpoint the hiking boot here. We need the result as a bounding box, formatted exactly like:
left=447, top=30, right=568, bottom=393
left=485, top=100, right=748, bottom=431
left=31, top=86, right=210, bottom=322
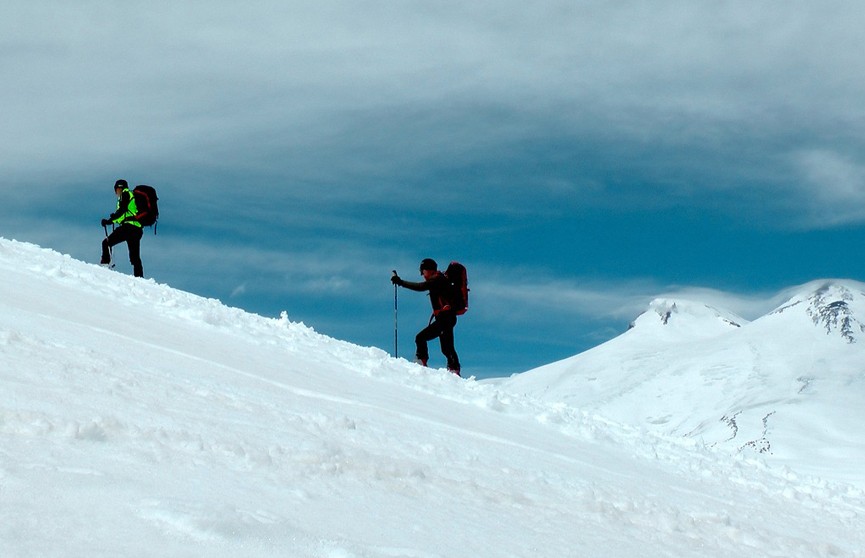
left=414, top=357, right=428, bottom=367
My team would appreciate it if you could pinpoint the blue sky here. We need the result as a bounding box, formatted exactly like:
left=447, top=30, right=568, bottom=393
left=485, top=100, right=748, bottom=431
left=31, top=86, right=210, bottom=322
left=3, top=1, right=865, bottom=377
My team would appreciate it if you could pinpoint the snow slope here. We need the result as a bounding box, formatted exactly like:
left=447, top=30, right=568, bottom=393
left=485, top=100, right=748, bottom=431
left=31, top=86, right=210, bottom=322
left=504, top=283, right=865, bottom=488
left=1, top=237, right=864, bottom=557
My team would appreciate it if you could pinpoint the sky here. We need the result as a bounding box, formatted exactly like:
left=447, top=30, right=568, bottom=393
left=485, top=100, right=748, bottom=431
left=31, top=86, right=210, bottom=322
left=3, top=238, right=864, bottom=557
left=3, top=2, right=865, bottom=377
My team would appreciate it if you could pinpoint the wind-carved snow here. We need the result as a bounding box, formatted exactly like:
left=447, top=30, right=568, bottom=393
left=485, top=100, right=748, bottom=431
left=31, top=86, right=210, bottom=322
left=739, top=411, right=776, bottom=454
left=720, top=412, right=740, bottom=443
left=722, top=410, right=776, bottom=454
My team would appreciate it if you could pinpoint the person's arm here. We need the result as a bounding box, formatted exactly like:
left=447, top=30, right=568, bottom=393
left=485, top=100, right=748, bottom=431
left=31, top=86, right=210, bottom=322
left=392, top=274, right=430, bottom=292
left=399, top=279, right=430, bottom=292
left=108, top=191, right=132, bottom=223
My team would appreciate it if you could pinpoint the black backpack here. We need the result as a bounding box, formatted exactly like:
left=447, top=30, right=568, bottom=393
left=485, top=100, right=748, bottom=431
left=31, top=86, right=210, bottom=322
left=132, top=185, right=159, bottom=231
left=443, top=261, right=469, bottom=315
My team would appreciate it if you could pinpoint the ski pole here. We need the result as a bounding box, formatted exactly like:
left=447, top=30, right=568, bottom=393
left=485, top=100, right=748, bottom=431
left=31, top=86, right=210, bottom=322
left=392, top=270, right=399, bottom=358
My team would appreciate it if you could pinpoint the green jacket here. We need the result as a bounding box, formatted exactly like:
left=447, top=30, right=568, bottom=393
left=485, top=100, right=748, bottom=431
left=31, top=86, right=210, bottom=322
left=109, top=187, right=142, bottom=227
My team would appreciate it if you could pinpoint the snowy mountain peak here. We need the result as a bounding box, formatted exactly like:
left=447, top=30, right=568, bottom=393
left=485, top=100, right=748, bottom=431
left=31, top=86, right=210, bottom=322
left=627, top=297, right=743, bottom=340
left=770, top=280, right=865, bottom=343
left=507, top=277, right=865, bottom=491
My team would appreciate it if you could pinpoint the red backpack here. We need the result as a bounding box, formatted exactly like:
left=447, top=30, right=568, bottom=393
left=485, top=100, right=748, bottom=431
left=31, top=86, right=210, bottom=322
left=132, top=185, right=159, bottom=231
left=443, top=261, right=469, bottom=315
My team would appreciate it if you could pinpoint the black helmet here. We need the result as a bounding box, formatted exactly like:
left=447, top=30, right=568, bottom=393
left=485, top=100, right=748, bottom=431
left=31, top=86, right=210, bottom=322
left=114, top=179, right=128, bottom=190
left=419, top=258, right=437, bottom=272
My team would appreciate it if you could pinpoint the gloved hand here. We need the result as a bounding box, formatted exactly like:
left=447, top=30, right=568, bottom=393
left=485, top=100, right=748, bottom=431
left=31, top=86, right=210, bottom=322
left=391, top=274, right=402, bottom=286
left=101, top=219, right=112, bottom=227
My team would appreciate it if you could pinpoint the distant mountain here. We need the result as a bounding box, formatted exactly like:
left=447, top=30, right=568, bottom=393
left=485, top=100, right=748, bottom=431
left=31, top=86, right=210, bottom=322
left=504, top=280, right=865, bottom=485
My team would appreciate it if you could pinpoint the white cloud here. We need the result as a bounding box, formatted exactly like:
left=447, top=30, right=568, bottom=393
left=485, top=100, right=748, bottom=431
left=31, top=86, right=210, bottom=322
left=5, top=1, right=865, bottom=227
left=479, top=275, right=782, bottom=326
left=790, top=149, right=865, bottom=226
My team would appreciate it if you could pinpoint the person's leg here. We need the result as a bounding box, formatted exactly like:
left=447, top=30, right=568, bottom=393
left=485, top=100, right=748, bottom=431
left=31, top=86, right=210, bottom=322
left=101, top=226, right=126, bottom=264
left=100, top=237, right=112, bottom=264
left=415, top=321, right=441, bottom=366
left=437, top=314, right=460, bottom=374
left=127, top=226, right=144, bottom=277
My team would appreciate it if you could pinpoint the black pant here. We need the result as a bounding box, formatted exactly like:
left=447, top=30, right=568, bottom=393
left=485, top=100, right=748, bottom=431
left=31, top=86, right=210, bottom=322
left=415, top=311, right=460, bottom=372
left=102, top=224, right=144, bottom=277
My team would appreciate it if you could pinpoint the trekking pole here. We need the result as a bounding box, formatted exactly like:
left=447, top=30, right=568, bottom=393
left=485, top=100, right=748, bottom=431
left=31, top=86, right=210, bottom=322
left=103, top=224, right=112, bottom=263
left=103, top=223, right=115, bottom=267
left=392, top=270, right=399, bottom=358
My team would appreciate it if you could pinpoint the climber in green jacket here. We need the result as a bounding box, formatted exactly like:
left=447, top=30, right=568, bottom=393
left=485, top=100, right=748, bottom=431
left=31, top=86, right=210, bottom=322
left=100, top=179, right=144, bottom=277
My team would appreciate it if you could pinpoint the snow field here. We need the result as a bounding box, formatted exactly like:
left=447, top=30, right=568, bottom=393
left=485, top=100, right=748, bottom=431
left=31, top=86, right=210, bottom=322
left=1, top=238, right=864, bottom=557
